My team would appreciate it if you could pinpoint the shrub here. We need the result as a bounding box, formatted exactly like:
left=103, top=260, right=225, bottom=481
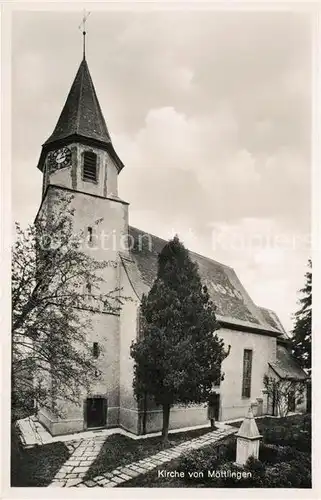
left=179, top=442, right=266, bottom=488
left=264, top=425, right=287, bottom=445
left=210, top=459, right=266, bottom=488
left=241, top=456, right=311, bottom=488
left=179, top=437, right=236, bottom=483
left=258, top=443, right=279, bottom=464
left=244, top=456, right=266, bottom=487
left=216, top=461, right=251, bottom=487
left=263, top=418, right=311, bottom=453
left=179, top=446, right=220, bottom=482
left=276, top=445, right=303, bottom=462
left=263, top=457, right=311, bottom=488
left=215, top=438, right=236, bottom=461
left=264, top=463, right=296, bottom=487
left=244, top=454, right=311, bottom=488
left=290, top=430, right=311, bottom=453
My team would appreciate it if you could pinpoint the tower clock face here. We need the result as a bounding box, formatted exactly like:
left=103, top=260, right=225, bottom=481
left=48, top=147, right=72, bottom=172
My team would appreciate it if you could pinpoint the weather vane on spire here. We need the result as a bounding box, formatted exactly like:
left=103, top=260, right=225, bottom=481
left=78, top=9, right=91, bottom=59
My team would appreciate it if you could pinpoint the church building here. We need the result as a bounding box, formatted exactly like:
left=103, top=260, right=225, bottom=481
left=35, top=48, right=307, bottom=437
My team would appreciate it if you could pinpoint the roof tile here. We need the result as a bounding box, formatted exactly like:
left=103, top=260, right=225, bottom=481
left=269, top=344, right=307, bottom=380
left=123, top=226, right=283, bottom=334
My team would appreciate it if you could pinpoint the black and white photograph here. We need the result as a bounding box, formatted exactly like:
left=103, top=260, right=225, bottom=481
left=4, top=1, right=316, bottom=493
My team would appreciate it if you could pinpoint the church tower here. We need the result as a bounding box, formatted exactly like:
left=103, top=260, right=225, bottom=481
left=37, top=56, right=124, bottom=198
left=36, top=44, right=129, bottom=435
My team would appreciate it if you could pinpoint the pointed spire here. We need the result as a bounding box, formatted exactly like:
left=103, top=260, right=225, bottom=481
left=37, top=14, right=124, bottom=174
left=44, top=58, right=111, bottom=146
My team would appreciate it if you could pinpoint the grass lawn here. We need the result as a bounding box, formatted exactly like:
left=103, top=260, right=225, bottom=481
left=85, top=426, right=213, bottom=480
left=117, top=436, right=235, bottom=488
left=228, top=413, right=309, bottom=432
left=11, top=440, right=70, bottom=487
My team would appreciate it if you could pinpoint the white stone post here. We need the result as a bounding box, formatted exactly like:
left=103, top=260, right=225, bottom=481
left=235, top=406, right=262, bottom=467
left=256, top=398, right=263, bottom=417
left=250, top=400, right=258, bottom=417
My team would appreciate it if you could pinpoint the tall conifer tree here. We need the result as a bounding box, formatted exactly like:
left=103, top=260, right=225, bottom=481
left=130, top=236, right=229, bottom=444
left=291, top=259, right=312, bottom=373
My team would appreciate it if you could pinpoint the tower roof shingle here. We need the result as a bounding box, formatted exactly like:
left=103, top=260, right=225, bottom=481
left=44, top=58, right=111, bottom=146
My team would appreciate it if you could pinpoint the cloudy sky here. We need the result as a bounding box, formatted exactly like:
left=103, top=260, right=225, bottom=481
left=12, top=8, right=312, bottom=331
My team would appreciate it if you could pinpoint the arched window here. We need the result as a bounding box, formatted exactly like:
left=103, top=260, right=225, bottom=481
left=83, top=151, right=98, bottom=182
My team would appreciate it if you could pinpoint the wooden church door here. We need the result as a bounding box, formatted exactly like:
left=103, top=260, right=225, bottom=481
left=86, top=397, right=107, bottom=428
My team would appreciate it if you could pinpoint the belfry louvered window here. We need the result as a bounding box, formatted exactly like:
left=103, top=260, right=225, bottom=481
left=83, top=151, right=98, bottom=182
left=242, top=349, right=253, bottom=398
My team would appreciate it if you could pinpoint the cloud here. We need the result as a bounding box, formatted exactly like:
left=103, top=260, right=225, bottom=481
left=117, top=105, right=310, bottom=228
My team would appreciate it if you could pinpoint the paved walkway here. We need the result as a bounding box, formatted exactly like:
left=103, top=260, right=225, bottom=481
left=49, top=425, right=237, bottom=488
left=17, top=415, right=215, bottom=448
left=49, top=435, right=107, bottom=487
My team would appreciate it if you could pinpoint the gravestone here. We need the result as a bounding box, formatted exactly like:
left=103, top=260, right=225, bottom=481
left=235, top=406, right=262, bottom=466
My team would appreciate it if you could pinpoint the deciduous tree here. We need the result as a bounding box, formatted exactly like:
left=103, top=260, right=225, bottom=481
left=263, top=375, right=306, bottom=417
left=12, top=194, right=123, bottom=421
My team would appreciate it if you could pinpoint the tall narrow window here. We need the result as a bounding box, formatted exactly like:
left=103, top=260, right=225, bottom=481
left=83, top=151, right=97, bottom=182
left=242, top=349, right=253, bottom=398
left=87, top=226, right=93, bottom=244
left=93, top=342, right=99, bottom=359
